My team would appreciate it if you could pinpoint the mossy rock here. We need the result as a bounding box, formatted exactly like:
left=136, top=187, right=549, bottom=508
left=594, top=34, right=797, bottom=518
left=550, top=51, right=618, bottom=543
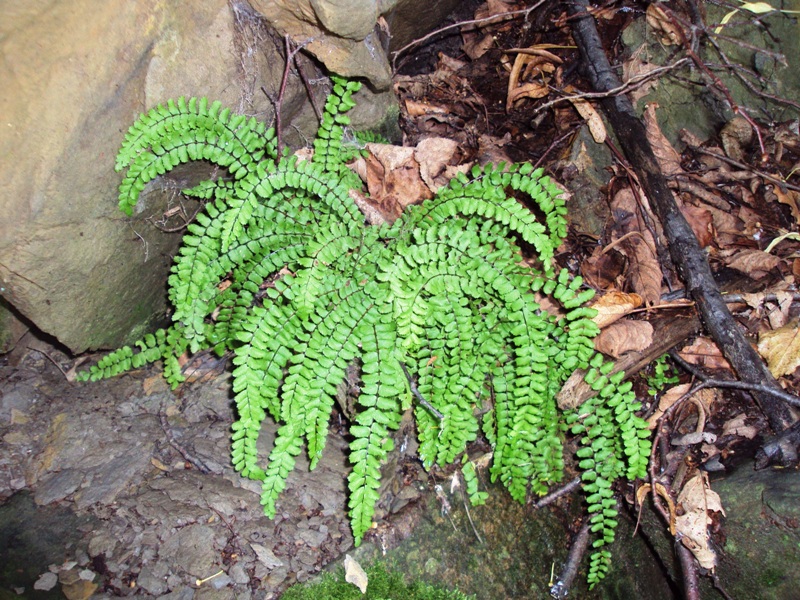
left=281, top=560, right=474, bottom=600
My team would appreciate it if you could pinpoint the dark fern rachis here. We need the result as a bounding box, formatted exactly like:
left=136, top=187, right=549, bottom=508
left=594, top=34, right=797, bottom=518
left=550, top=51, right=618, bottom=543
left=81, top=77, right=651, bottom=587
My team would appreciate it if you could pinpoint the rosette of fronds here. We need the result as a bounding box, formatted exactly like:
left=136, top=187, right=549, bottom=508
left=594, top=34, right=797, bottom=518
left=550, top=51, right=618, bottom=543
left=80, top=76, right=650, bottom=586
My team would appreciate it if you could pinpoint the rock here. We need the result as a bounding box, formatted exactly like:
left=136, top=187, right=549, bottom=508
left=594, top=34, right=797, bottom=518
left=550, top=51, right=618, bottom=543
left=161, top=524, right=219, bottom=578
left=136, top=561, right=170, bottom=596
left=713, top=465, right=800, bottom=600
left=310, top=0, right=383, bottom=40
left=33, top=571, right=58, bottom=591
left=228, top=563, right=250, bottom=585
left=34, top=469, right=85, bottom=505
left=0, top=0, right=320, bottom=353
left=61, top=579, right=98, bottom=600
left=157, top=590, right=195, bottom=600
left=74, top=448, right=153, bottom=509
left=250, top=543, right=284, bottom=570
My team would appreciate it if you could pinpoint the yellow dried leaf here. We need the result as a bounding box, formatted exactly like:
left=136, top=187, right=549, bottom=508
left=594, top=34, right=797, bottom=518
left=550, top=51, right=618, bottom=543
left=758, top=320, right=800, bottom=377
left=344, top=554, right=368, bottom=593
left=646, top=4, right=682, bottom=45
left=570, top=96, right=606, bottom=143
left=591, top=291, right=643, bottom=328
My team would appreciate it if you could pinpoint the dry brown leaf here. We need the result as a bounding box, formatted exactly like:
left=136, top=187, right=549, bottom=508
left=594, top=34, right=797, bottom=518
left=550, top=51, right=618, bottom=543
left=364, top=143, right=433, bottom=222
left=758, top=320, right=800, bottom=377
left=772, top=186, right=800, bottom=224
left=721, top=413, right=759, bottom=439
left=647, top=384, right=719, bottom=428
left=581, top=246, right=626, bottom=291
left=679, top=337, right=732, bottom=370
left=700, top=203, right=742, bottom=247
left=720, top=116, right=753, bottom=162
left=404, top=99, right=446, bottom=117
left=506, top=81, right=550, bottom=109
left=637, top=482, right=676, bottom=534
left=646, top=3, right=682, bottom=46
left=474, top=0, right=514, bottom=21
left=622, top=53, right=661, bottom=104
left=621, top=234, right=663, bottom=305
left=415, top=137, right=461, bottom=192
left=680, top=203, right=714, bottom=248
left=569, top=96, right=606, bottom=143
left=675, top=473, right=725, bottom=570
left=643, top=103, right=682, bottom=175
left=462, top=33, right=495, bottom=60
left=591, top=291, right=643, bottom=328
left=506, top=47, right=561, bottom=111
left=594, top=319, right=653, bottom=357
left=726, top=248, right=781, bottom=279
left=610, top=188, right=663, bottom=305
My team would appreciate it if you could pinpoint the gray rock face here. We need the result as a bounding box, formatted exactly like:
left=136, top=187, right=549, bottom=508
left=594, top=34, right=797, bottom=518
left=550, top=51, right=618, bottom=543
left=0, top=0, right=405, bottom=353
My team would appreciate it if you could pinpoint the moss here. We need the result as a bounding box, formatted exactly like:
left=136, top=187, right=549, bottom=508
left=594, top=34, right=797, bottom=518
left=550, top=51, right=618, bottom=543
left=281, top=561, right=474, bottom=600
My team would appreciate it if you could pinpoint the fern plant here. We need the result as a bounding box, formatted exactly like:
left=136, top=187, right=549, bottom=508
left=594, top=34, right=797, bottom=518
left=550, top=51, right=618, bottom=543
left=80, top=76, right=651, bottom=586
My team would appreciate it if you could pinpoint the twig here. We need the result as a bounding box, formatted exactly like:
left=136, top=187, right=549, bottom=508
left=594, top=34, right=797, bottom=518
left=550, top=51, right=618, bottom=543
left=531, top=477, right=581, bottom=509
left=692, top=147, right=800, bottom=193
left=567, top=0, right=795, bottom=434
left=549, top=520, right=591, bottom=600
left=530, top=58, right=692, bottom=118
left=398, top=361, right=445, bottom=420
left=390, top=0, right=548, bottom=72
left=668, top=350, right=800, bottom=409
left=266, top=35, right=313, bottom=154
left=676, top=542, right=702, bottom=600
left=30, top=348, right=72, bottom=382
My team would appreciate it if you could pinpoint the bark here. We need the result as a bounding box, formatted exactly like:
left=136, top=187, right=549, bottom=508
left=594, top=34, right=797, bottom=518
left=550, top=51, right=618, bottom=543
left=566, top=0, right=795, bottom=433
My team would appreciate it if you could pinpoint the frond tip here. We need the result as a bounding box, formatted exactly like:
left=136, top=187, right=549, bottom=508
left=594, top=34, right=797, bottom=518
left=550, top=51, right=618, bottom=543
left=80, top=74, right=652, bottom=589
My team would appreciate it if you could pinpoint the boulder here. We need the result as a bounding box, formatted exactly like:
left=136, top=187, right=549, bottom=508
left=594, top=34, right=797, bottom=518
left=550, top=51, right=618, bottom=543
left=0, top=0, right=402, bottom=353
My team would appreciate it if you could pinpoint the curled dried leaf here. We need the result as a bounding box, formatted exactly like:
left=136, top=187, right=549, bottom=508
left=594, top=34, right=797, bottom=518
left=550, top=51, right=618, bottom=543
left=594, top=319, right=653, bottom=358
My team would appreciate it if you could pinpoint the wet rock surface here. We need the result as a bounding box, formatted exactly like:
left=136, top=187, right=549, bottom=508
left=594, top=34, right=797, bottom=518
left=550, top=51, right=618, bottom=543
left=0, top=352, right=428, bottom=599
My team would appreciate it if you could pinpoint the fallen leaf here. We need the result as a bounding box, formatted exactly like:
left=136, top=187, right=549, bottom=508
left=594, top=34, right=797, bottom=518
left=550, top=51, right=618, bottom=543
left=646, top=3, right=682, bottom=46
left=726, top=248, right=781, bottom=279
left=364, top=143, right=434, bottom=222
left=643, top=103, right=682, bottom=175
left=720, top=116, right=753, bottom=162
left=569, top=96, right=606, bottom=143
left=462, top=32, right=494, bottom=60
left=721, top=413, right=758, bottom=439
left=680, top=203, right=714, bottom=248
left=758, top=320, right=800, bottom=377
left=647, top=385, right=719, bottom=428
left=415, top=137, right=461, bottom=192
left=623, top=53, right=661, bottom=104
left=344, top=554, right=368, bottom=594
left=675, top=473, right=725, bottom=570
left=581, top=246, right=626, bottom=291
left=679, top=337, right=732, bottom=370
left=591, top=291, right=643, bottom=328
left=610, top=188, right=663, bottom=305
left=505, top=47, right=561, bottom=111
left=595, top=319, right=653, bottom=357
left=150, top=457, right=170, bottom=472
left=637, top=482, right=676, bottom=534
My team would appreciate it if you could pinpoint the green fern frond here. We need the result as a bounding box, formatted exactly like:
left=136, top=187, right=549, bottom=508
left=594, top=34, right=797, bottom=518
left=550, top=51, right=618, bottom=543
left=83, top=76, right=653, bottom=588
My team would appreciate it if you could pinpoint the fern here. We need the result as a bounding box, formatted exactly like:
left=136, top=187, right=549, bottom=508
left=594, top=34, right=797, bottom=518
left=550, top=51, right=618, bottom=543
left=80, top=75, right=651, bottom=587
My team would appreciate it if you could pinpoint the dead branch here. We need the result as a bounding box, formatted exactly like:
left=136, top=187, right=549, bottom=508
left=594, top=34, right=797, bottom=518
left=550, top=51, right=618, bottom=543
left=549, top=520, right=591, bottom=600
left=566, top=0, right=796, bottom=437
